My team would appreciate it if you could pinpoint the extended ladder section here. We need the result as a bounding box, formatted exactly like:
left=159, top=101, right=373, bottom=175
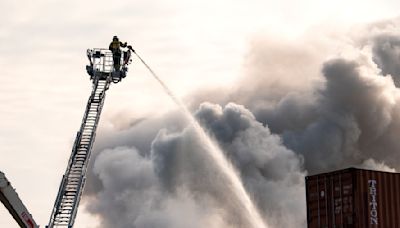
left=48, top=48, right=129, bottom=228
left=47, top=77, right=110, bottom=227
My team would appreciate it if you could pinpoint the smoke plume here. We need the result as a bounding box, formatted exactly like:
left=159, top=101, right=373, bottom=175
left=84, top=18, right=400, bottom=227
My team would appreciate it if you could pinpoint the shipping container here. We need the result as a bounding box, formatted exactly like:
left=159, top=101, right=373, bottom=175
left=305, top=168, right=400, bottom=228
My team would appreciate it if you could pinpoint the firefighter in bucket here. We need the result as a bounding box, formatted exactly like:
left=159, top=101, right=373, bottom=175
left=109, top=36, right=134, bottom=71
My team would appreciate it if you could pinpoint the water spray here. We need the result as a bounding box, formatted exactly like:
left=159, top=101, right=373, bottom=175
left=133, top=51, right=268, bottom=228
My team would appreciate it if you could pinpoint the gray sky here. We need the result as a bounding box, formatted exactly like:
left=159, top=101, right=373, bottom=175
left=1, top=0, right=400, bottom=227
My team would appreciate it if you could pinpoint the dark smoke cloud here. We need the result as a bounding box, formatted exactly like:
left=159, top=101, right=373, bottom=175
left=187, top=37, right=325, bottom=134
left=84, top=18, right=400, bottom=228
left=195, top=103, right=306, bottom=227
left=86, top=103, right=306, bottom=227
left=283, top=58, right=398, bottom=173
left=372, top=34, right=400, bottom=86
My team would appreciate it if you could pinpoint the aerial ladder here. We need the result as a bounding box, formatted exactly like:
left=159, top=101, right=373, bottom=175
left=0, top=171, right=38, bottom=228
left=47, top=47, right=133, bottom=227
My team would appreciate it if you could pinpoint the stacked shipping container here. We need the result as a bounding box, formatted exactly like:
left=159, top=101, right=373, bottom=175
left=306, top=168, right=400, bottom=228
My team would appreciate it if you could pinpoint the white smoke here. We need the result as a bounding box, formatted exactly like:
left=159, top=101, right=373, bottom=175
left=87, top=146, right=231, bottom=228
left=358, top=159, right=395, bottom=172
left=84, top=17, right=400, bottom=227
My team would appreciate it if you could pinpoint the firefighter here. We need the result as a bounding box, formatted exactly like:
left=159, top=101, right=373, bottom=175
left=109, top=36, right=127, bottom=71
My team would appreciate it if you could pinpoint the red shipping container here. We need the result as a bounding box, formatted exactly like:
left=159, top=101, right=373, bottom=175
left=306, top=168, right=400, bottom=228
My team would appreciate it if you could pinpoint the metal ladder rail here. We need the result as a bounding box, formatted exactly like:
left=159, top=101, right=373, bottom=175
left=47, top=77, right=110, bottom=227
left=48, top=78, right=108, bottom=227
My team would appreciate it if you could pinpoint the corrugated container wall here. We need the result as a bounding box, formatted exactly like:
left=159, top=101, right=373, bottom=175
left=306, top=168, right=400, bottom=228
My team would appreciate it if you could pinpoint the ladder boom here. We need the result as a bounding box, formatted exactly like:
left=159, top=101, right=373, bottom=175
left=0, top=171, right=39, bottom=228
left=47, top=48, right=129, bottom=228
left=47, top=78, right=110, bottom=227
